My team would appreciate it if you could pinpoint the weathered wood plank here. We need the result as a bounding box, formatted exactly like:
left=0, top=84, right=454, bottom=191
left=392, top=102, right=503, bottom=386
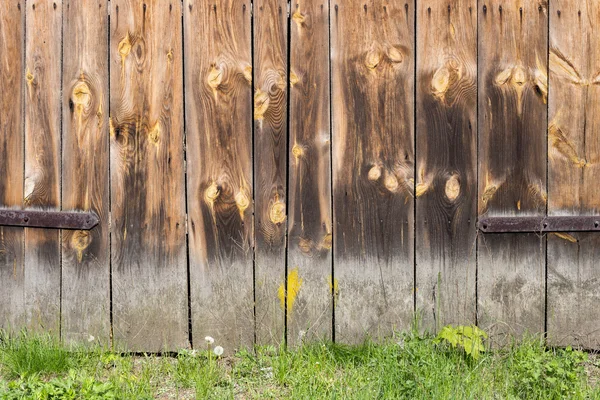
left=287, top=0, right=332, bottom=345
left=415, top=0, right=477, bottom=332
left=184, top=0, right=254, bottom=352
left=24, top=0, right=62, bottom=334
left=547, top=1, right=600, bottom=349
left=61, top=0, right=110, bottom=345
left=331, top=1, right=415, bottom=343
left=477, top=0, right=547, bottom=345
left=0, top=0, right=25, bottom=332
left=110, top=0, right=188, bottom=351
left=254, top=0, right=288, bottom=345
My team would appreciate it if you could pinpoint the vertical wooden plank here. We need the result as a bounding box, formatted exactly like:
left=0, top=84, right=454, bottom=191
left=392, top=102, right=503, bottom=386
left=24, top=0, right=62, bottom=334
left=184, top=0, right=254, bottom=351
left=254, top=0, right=288, bottom=345
left=110, top=0, right=187, bottom=351
left=477, top=0, right=547, bottom=344
left=61, top=0, right=109, bottom=345
left=287, top=0, right=332, bottom=345
left=0, top=0, right=25, bottom=331
left=415, top=0, right=477, bottom=332
left=547, top=1, right=600, bottom=349
left=331, top=1, right=415, bottom=343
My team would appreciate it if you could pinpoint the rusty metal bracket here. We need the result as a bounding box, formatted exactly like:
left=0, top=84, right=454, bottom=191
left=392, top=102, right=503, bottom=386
left=478, top=216, right=600, bottom=233
left=0, top=209, right=99, bottom=230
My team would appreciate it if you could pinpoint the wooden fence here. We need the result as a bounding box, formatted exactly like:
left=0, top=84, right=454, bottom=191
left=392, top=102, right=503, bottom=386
left=0, top=0, right=599, bottom=352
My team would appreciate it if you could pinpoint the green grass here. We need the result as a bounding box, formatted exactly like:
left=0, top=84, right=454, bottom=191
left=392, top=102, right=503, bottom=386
left=0, top=329, right=599, bottom=399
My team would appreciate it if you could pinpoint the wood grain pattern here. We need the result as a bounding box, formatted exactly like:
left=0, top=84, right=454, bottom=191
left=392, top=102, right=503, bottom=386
left=61, top=0, right=110, bottom=345
left=184, top=0, right=254, bottom=352
left=24, top=0, right=62, bottom=334
left=0, top=0, right=25, bottom=332
left=547, top=0, right=600, bottom=349
left=254, top=0, right=288, bottom=345
left=287, top=0, right=332, bottom=345
left=415, top=0, right=477, bottom=332
left=477, top=0, right=547, bottom=345
left=110, top=0, right=187, bottom=351
left=331, top=0, right=415, bottom=343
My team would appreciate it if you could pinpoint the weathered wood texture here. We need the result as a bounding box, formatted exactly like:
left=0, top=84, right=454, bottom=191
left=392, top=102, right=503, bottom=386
left=332, top=1, right=415, bottom=343
left=5, top=0, right=600, bottom=351
left=477, top=1, right=548, bottom=345
left=547, top=0, right=600, bottom=349
left=184, top=0, right=254, bottom=352
left=24, top=0, right=63, bottom=334
left=254, top=0, right=289, bottom=345
left=0, top=0, right=25, bottom=331
left=61, top=0, right=110, bottom=345
left=110, top=0, right=188, bottom=351
left=416, top=0, right=477, bottom=332
left=287, top=0, right=332, bottom=345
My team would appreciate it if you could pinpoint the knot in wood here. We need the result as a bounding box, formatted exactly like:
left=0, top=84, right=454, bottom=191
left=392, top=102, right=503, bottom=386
left=26, top=68, right=34, bottom=85
left=72, top=81, right=92, bottom=111
left=132, top=39, right=146, bottom=63
left=71, top=230, right=92, bottom=263
left=269, top=199, right=286, bottom=224
left=242, top=65, right=253, bottom=84
left=292, top=143, right=304, bottom=160
left=204, top=182, right=220, bottom=204
left=71, top=230, right=91, bottom=250
left=415, top=182, right=429, bottom=197
left=290, top=71, right=300, bottom=87
left=321, top=233, right=332, bottom=250
left=235, top=190, right=250, bottom=218
left=292, top=11, right=305, bottom=26
left=207, top=64, right=223, bottom=90
left=481, top=184, right=497, bottom=205
left=384, top=172, right=399, bottom=192
left=299, top=237, right=312, bottom=254
left=512, top=65, right=527, bottom=86
left=148, top=122, right=160, bottom=144
left=432, top=66, right=451, bottom=98
left=365, top=48, right=382, bottom=70
left=494, top=67, right=513, bottom=86
left=386, top=46, right=404, bottom=63
left=368, top=165, right=381, bottom=181
left=254, top=89, right=270, bottom=120
left=118, top=34, right=132, bottom=58
left=445, top=174, right=461, bottom=201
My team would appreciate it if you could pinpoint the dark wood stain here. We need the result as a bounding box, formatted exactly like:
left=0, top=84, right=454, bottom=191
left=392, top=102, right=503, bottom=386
left=416, top=0, right=477, bottom=333
left=287, top=0, right=332, bottom=345
left=110, top=0, right=187, bottom=352
left=332, top=1, right=414, bottom=343
left=185, top=0, right=254, bottom=353
left=477, top=0, right=547, bottom=345
left=547, top=0, right=600, bottom=350
left=61, top=0, right=110, bottom=346
left=0, top=0, right=25, bottom=333
left=1, top=0, right=600, bottom=351
left=23, top=0, right=62, bottom=335
left=254, top=0, right=289, bottom=346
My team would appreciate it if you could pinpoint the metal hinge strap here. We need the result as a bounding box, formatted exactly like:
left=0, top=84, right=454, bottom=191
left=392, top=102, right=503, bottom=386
left=0, top=209, right=100, bottom=230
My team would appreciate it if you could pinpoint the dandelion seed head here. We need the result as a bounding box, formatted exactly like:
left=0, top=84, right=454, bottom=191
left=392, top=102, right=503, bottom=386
left=214, top=346, right=224, bottom=356
left=205, top=336, right=215, bottom=344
